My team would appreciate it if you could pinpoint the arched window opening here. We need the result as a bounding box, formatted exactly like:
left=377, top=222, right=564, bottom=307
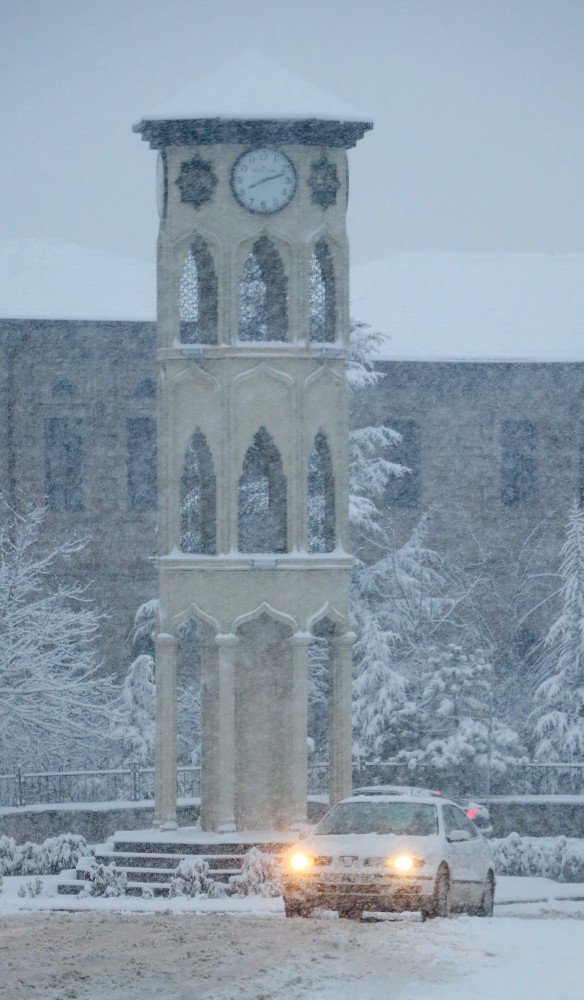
left=308, top=432, right=335, bottom=553
left=238, top=427, right=287, bottom=553
left=309, top=240, right=336, bottom=343
left=180, top=430, right=216, bottom=553
left=239, top=236, right=288, bottom=342
left=179, top=236, right=218, bottom=344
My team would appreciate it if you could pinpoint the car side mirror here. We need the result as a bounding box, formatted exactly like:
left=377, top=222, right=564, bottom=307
left=448, top=829, right=471, bottom=843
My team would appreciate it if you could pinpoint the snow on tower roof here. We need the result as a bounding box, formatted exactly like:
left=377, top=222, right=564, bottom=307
left=140, top=53, right=371, bottom=124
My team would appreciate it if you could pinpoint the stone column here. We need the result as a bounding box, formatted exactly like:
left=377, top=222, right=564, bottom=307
left=215, top=632, right=238, bottom=832
left=153, top=632, right=178, bottom=829
left=328, top=631, right=356, bottom=806
left=287, top=632, right=311, bottom=827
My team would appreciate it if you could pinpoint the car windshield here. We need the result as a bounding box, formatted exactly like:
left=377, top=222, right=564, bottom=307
left=314, top=801, right=438, bottom=836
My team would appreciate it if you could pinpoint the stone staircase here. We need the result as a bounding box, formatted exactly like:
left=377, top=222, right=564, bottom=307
left=58, top=831, right=296, bottom=897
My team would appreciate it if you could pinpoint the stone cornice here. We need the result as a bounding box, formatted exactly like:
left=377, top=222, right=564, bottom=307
left=134, top=118, right=372, bottom=150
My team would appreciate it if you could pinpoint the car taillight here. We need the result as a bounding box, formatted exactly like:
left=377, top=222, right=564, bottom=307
left=466, top=807, right=479, bottom=820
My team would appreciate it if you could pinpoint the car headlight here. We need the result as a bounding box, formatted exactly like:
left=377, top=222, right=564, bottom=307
left=288, top=851, right=313, bottom=873
left=385, top=854, right=422, bottom=873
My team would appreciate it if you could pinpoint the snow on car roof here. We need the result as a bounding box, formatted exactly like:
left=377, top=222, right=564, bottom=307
left=343, top=794, right=443, bottom=805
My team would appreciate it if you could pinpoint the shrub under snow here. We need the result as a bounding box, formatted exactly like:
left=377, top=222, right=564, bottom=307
left=0, top=833, right=90, bottom=876
left=230, top=847, right=282, bottom=898
left=493, top=833, right=584, bottom=882
left=82, top=862, right=127, bottom=897
left=168, top=856, right=225, bottom=899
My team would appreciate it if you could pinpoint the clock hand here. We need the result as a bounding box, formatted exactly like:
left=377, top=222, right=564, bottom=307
left=248, top=172, right=285, bottom=189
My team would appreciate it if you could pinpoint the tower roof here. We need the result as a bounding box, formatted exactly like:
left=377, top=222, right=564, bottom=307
left=134, top=53, right=373, bottom=149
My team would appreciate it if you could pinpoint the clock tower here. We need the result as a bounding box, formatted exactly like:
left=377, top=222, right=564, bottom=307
left=134, top=55, right=372, bottom=831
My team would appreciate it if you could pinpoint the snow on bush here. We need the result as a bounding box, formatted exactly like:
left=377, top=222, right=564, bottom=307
left=17, top=878, right=43, bottom=898
left=230, top=847, right=282, bottom=898
left=0, top=833, right=90, bottom=876
left=82, top=861, right=127, bottom=897
left=168, top=856, right=225, bottom=899
left=493, top=833, right=584, bottom=882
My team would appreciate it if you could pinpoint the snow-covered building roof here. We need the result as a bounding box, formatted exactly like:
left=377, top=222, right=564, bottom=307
left=134, top=54, right=372, bottom=149
left=1, top=239, right=583, bottom=362
left=352, top=254, right=584, bottom=363
left=140, top=53, right=370, bottom=124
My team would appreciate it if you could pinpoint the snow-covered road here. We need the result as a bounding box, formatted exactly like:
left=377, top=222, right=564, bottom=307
left=0, top=904, right=583, bottom=999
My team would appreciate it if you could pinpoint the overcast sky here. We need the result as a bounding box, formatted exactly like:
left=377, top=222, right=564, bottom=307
left=2, top=0, right=583, bottom=265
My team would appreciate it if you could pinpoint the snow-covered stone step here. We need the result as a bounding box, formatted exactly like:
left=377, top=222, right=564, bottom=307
left=75, top=865, right=236, bottom=885
left=112, top=838, right=289, bottom=857
left=58, top=879, right=171, bottom=898
left=94, top=850, right=244, bottom=871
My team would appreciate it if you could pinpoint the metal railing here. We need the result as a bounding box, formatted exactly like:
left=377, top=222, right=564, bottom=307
left=2, top=760, right=584, bottom=810
left=0, top=765, right=200, bottom=809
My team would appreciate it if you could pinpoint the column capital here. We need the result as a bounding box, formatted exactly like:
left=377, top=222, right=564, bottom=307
left=330, top=630, right=356, bottom=649
left=290, top=631, right=313, bottom=648
left=155, top=632, right=178, bottom=649
left=215, top=632, right=238, bottom=648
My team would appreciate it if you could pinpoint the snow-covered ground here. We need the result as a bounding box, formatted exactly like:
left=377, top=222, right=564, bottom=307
left=1, top=877, right=583, bottom=998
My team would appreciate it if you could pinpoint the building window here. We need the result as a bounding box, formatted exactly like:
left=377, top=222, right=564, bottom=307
left=238, top=427, right=287, bottom=553
left=386, top=419, right=421, bottom=508
left=309, top=240, right=336, bottom=343
left=44, top=417, right=84, bottom=511
left=180, top=430, right=216, bottom=553
left=127, top=418, right=157, bottom=512
left=239, top=236, right=288, bottom=342
left=308, top=431, right=335, bottom=552
left=179, top=235, right=218, bottom=344
left=501, top=420, right=537, bottom=506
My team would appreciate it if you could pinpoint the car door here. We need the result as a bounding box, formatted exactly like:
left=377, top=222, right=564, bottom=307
left=442, top=804, right=485, bottom=908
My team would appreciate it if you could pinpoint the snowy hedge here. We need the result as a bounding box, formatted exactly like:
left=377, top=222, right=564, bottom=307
left=492, top=833, right=584, bottom=882
left=0, top=833, right=90, bottom=876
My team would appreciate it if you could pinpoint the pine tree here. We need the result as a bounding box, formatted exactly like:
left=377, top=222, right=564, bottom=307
left=111, top=654, right=156, bottom=764
left=533, top=501, right=584, bottom=767
left=352, top=608, right=419, bottom=763
left=417, top=645, right=520, bottom=790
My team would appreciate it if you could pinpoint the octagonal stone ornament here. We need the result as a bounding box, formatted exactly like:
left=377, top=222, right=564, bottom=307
left=176, top=155, right=218, bottom=209
left=308, top=154, right=340, bottom=209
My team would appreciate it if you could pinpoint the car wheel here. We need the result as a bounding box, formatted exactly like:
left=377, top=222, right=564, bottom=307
left=477, top=873, right=495, bottom=917
left=284, top=898, right=312, bottom=918
left=433, top=866, right=452, bottom=918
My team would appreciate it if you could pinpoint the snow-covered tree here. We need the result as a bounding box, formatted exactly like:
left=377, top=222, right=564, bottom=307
left=533, top=502, right=584, bottom=770
left=352, top=608, right=419, bottom=763
left=415, top=645, right=521, bottom=791
left=111, top=654, right=156, bottom=764
left=348, top=321, right=406, bottom=550
left=0, top=501, right=114, bottom=772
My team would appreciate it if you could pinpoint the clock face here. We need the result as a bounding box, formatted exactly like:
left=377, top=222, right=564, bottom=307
left=231, top=148, right=296, bottom=214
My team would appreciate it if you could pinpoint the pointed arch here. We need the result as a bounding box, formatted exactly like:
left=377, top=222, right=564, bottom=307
left=308, top=431, right=336, bottom=553
left=180, top=429, right=216, bottom=553
left=179, top=235, right=218, bottom=344
left=239, top=236, right=288, bottom=342
left=309, top=239, right=336, bottom=343
left=238, top=426, right=287, bottom=553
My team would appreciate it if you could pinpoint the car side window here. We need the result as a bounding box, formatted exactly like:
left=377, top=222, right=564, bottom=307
left=442, top=805, right=478, bottom=840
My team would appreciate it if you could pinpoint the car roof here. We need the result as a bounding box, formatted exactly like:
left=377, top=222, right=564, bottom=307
left=353, top=784, right=443, bottom=798
left=341, top=793, right=449, bottom=806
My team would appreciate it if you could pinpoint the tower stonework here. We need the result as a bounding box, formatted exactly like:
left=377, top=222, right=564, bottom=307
left=135, top=58, right=372, bottom=831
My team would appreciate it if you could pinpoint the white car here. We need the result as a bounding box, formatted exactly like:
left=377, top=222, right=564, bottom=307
left=282, top=793, right=495, bottom=919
